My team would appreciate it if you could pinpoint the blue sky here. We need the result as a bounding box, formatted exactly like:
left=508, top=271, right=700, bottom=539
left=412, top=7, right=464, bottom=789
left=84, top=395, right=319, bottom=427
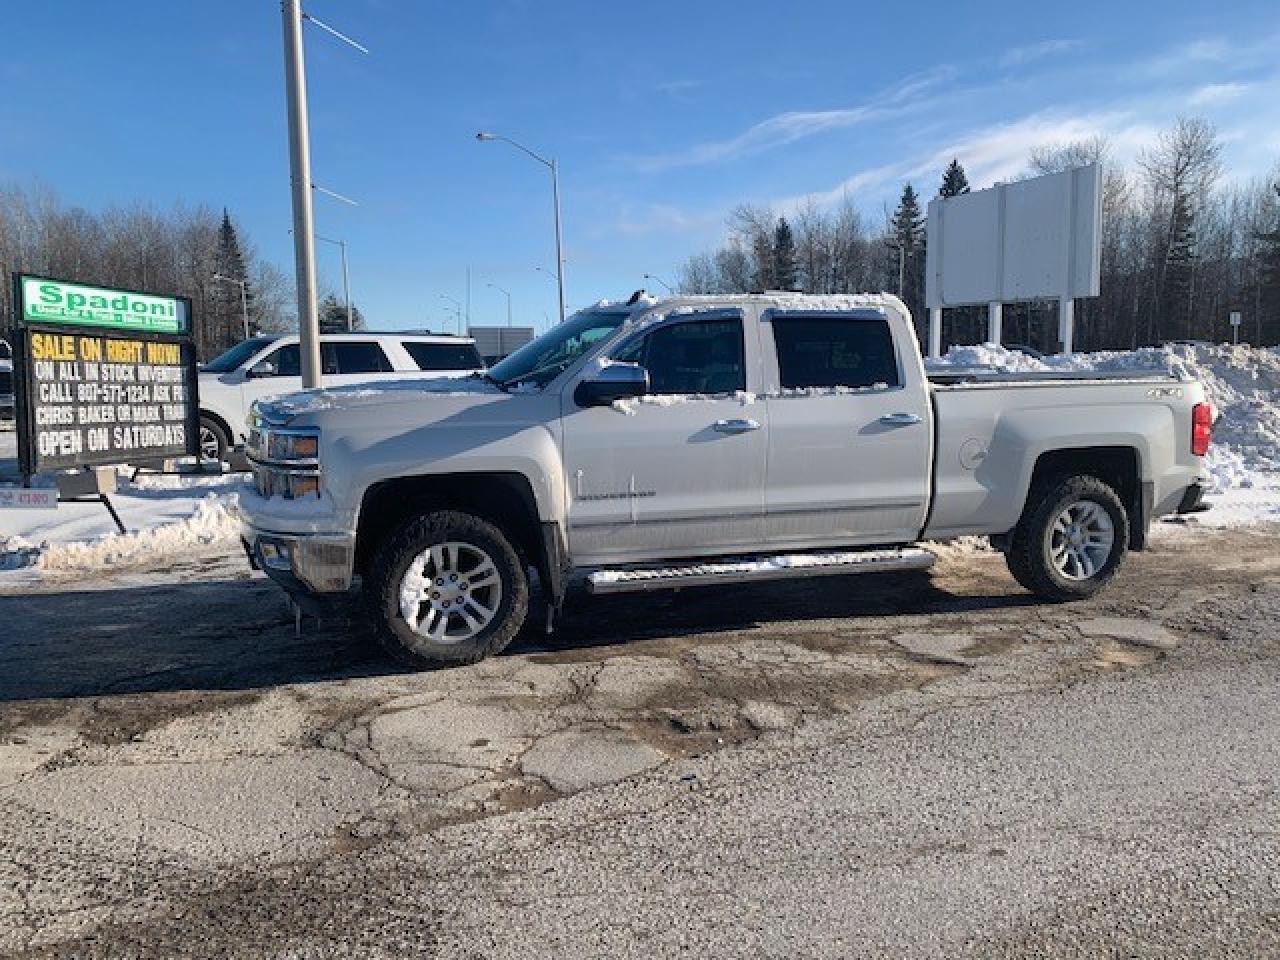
left=2, top=0, right=1279, bottom=333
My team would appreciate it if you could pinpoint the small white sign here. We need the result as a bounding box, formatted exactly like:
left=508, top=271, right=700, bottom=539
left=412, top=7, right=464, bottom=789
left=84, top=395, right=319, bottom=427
left=1230, top=311, right=1242, bottom=327
left=0, top=488, right=58, bottom=510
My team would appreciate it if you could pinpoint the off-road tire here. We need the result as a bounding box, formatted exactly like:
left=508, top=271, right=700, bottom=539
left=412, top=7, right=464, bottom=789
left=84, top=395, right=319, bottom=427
left=366, top=510, right=529, bottom=669
left=199, top=415, right=229, bottom=464
left=1006, top=474, right=1128, bottom=601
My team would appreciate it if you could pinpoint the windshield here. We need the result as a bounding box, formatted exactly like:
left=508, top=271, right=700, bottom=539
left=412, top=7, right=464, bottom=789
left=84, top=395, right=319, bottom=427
left=488, top=310, right=628, bottom=388
left=202, top=337, right=276, bottom=373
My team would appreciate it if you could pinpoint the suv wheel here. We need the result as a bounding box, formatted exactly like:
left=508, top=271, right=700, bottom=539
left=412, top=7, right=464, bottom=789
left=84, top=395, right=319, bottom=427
left=366, top=510, right=529, bottom=669
left=1006, top=475, right=1129, bottom=600
left=199, top=416, right=229, bottom=463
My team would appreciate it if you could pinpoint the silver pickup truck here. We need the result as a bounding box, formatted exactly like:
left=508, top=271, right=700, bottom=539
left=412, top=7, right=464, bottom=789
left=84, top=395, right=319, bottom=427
left=239, top=293, right=1212, bottom=669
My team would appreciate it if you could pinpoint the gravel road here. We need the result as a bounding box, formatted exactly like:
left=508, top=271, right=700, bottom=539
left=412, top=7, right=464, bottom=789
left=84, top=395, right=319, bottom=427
left=1, top=523, right=1277, bottom=958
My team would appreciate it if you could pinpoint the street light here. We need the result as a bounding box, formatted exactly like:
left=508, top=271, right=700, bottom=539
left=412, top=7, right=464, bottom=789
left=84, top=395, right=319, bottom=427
left=439, top=294, right=463, bottom=334
left=315, top=234, right=352, bottom=331
left=211, top=273, right=250, bottom=341
left=476, top=132, right=566, bottom=325
left=486, top=282, right=512, bottom=327
left=643, top=273, right=674, bottom=294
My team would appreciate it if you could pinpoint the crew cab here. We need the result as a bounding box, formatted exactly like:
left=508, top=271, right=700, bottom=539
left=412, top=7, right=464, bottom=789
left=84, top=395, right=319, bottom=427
left=239, top=294, right=1212, bottom=669
left=198, top=332, right=484, bottom=461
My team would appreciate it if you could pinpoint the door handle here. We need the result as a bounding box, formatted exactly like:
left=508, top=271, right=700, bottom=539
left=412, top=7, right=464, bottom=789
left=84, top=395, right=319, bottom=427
left=878, top=412, right=922, bottom=426
left=713, top=418, right=761, bottom=434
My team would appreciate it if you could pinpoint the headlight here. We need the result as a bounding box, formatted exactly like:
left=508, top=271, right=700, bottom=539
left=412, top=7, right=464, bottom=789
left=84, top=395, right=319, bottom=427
left=247, top=424, right=322, bottom=500
left=267, top=431, right=319, bottom=463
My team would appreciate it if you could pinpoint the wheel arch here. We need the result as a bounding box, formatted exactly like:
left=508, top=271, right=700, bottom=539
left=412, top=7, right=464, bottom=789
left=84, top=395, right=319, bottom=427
left=354, top=471, right=560, bottom=594
left=1025, top=445, right=1148, bottom=550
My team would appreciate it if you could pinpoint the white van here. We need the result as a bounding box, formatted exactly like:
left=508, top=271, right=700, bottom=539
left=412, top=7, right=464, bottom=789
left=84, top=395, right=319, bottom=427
left=198, top=332, right=484, bottom=461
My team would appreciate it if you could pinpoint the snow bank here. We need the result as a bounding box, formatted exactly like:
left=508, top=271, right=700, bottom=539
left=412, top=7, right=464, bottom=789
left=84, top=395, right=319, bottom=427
left=0, top=473, right=243, bottom=578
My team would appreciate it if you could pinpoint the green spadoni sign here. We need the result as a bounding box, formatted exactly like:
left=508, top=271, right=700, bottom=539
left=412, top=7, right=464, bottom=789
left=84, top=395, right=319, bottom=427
left=20, top=277, right=189, bottom=334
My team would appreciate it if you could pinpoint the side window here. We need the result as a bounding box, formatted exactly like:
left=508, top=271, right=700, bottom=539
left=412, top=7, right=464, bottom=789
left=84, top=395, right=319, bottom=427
left=614, top=317, right=745, bottom=395
left=323, top=341, right=394, bottom=375
left=402, top=341, right=483, bottom=371
left=265, top=344, right=300, bottom=377
left=772, top=317, right=899, bottom=390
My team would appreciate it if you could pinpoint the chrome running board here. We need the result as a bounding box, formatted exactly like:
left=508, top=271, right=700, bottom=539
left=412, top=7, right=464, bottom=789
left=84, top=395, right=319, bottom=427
left=585, top=547, right=935, bottom=595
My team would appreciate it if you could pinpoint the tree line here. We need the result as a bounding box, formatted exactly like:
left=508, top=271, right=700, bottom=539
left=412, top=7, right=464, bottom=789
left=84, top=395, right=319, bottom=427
left=0, top=185, right=362, bottom=360
left=678, top=117, right=1280, bottom=351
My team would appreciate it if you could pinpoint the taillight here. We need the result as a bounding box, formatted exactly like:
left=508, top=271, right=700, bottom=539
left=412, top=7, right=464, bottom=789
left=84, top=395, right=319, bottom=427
left=1191, top=403, right=1212, bottom=457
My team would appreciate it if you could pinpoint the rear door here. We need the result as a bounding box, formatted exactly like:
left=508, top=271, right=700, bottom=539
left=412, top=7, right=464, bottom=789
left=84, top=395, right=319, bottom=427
left=761, top=310, right=931, bottom=547
left=560, top=308, right=768, bottom=564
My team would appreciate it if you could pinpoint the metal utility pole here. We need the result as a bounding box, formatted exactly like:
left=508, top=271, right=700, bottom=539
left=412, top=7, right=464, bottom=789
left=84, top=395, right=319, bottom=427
left=487, top=282, right=512, bottom=326
left=476, top=133, right=566, bottom=324
left=316, top=234, right=352, bottom=331
left=211, top=274, right=251, bottom=341
left=281, top=0, right=321, bottom=387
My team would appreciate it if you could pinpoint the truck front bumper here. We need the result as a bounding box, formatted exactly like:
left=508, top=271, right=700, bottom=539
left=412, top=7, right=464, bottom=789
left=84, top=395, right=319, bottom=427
left=242, top=525, right=359, bottom=611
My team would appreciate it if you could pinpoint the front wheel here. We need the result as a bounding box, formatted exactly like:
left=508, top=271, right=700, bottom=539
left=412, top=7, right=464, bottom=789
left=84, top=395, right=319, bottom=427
left=365, top=510, right=529, bottom=669
left=1005, top=475, right=1129, bottom=601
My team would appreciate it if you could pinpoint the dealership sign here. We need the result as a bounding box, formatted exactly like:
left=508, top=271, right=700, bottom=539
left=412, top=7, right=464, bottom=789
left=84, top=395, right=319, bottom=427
left=10, top=274, right=199, bottom=475
left=20, top=277, right=189, bottom=335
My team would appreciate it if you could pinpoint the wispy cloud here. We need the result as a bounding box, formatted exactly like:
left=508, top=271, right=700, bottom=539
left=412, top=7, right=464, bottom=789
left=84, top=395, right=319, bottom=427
left=631, top=66, right=955, bottom=172
left=777, top=109, right=1162, bottom=217
left=999, top=38, right=1081, bottom=69
left=1188, top=81, right=1253, bottom=107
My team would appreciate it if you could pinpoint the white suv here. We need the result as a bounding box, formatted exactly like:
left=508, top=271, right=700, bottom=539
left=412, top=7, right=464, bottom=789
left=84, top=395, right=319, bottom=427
left=198, top=332, right=483, bottom=461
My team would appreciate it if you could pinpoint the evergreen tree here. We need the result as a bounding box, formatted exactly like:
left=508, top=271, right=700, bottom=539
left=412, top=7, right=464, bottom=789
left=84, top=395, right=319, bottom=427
left=887, top=184, right=927, bottom=331
left=1157, top=190, right=1197, bottom=342
left=939, top=158, right=970, bottom=197
left=319, top=293, right=364, bottom=333
left=773, top=217, right=798, bottom=290
left=209, top=209, right=255, bottom=353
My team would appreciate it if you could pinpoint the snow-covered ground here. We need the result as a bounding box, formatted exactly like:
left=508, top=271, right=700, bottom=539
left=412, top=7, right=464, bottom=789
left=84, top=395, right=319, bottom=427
left=1, top=342, right=1276, bottom=582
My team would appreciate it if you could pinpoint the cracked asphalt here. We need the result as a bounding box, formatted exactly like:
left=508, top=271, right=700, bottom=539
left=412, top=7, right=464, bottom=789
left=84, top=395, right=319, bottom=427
left=1, top=522, right=1278, bottom=958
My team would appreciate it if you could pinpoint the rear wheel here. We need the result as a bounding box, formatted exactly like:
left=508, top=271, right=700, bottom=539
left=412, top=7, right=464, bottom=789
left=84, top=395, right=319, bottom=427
left=1006, top=475, right=1128, bottom=600
left=198, top=415, right=229, bottom=463
left=366, top=510, right=529, bottom=669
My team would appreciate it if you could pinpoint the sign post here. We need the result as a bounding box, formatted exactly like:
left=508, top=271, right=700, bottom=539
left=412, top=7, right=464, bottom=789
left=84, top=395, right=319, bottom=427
left=10, top=275, right=199, bottom=528
left=1230, top=310, right=1242, bottom=345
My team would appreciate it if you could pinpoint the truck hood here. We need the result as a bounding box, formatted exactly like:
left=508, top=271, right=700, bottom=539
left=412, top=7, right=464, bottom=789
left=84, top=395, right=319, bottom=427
left=254, top=375, right=516, bottom=427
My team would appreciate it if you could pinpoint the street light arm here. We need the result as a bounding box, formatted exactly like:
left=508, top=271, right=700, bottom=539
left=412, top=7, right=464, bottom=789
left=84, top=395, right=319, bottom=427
left=476, top=132, right=552, bottom=169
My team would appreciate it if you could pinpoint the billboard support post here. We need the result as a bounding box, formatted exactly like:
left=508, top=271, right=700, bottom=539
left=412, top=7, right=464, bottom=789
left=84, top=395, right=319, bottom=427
left=987, top=301, right=1003, bottom=346
left=928, top=306, right=942, bottom=358
left=1059, top=298, right=1075, bottom=354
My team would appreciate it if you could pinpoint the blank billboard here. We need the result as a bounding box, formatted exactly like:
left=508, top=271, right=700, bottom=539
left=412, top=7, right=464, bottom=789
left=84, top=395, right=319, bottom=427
left=925, top=164, right=1101, bottom=308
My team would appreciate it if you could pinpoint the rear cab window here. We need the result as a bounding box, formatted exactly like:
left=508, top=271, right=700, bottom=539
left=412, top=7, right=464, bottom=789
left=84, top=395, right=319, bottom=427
left=771, top=315, right=900, bottom=390
left=402, top=341, right=483, bottom=371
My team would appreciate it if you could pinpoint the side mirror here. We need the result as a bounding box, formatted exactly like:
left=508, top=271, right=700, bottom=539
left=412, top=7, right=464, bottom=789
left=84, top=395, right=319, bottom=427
left=247, top=359, right=277, bottom=378
left=574, top=362, right=650, bottom=407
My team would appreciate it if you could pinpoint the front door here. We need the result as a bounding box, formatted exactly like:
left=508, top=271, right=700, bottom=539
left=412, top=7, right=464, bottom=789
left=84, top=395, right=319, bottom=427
left=561, top=310, right=767, bottom=566
left=761, top=311, right=931, bottom=547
